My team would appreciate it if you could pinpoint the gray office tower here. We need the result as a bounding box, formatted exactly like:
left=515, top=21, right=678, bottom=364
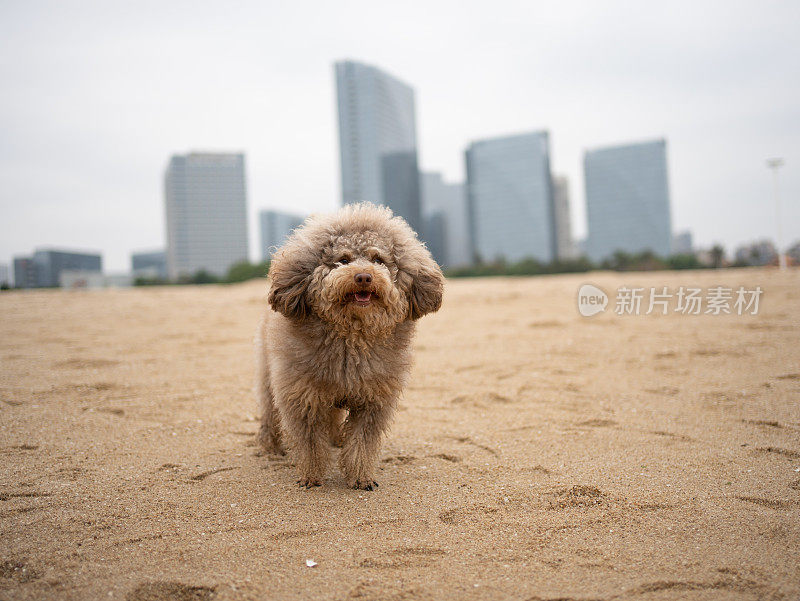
left=164, top=152, right=249, bottom=279
left=334, top=60, right=421, bottom=234
left=552, top=175, right=575, bottom=260
left=584, top=139, right=672, bottom=262
left=13, top=249, right=102, bottom=288
left=465, top=131, right=556, bottom=263
left=420, top=172, right=471, bottom=268
left=260, top=210, right=305, bottom=259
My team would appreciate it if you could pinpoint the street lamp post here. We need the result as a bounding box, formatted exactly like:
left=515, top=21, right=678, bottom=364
left=766, top=158, right=786, bottom=270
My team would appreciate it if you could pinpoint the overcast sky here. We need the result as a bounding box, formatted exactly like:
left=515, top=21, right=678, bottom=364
left=1, top=0, right=798, bottom=272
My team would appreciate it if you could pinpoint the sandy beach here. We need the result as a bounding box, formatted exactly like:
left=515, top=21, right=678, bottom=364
left=1, top=268, right=799, bottom=601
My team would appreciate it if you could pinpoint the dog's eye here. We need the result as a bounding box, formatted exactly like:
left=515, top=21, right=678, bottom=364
left=372, top=256, right=384, bottom=265
left=338, top=257, right=350, bottom=265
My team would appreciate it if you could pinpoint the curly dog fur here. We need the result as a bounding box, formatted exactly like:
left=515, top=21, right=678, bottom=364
left=255, top=203, right=444, bottom=489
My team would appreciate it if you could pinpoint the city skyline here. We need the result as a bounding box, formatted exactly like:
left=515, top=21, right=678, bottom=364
left=1, top=2, right=798, bottom=271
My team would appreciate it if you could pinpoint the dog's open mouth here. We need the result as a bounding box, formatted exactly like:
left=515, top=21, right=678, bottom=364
left=347, top=290, right=375, bottom=307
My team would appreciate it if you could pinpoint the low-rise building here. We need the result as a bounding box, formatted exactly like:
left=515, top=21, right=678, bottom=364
left=13, top=248, right=102, bottom=288
left=132, top=250, right=168, bottom=280
left=734, top=240, right=777, bottom=266
left=672, top=231, right=693, bottom=255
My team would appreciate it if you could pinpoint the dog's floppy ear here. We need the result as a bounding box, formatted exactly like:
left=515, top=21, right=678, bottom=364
left=395, top=231, right=444, bottom=320
left=267, top=243, right=315, bottom=320
left=408, top=255, right=444, bottom=319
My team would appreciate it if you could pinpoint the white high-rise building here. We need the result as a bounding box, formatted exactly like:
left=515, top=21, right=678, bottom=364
left=465, top=131, right=556, bottom=263
left=420, top=172, right=471, bottom=268
left=552, top=175, right=575, bottom=260
left=164, top=152, right=249, bottom=279
left=260, top=210, right=305, bottom=259
left=334, top=60, right=421, bottom=233
left=584, top=139, right=672, bottom=262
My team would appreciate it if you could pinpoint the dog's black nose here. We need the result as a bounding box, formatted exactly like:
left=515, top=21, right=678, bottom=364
left=354, top=272, right=372, bottom=285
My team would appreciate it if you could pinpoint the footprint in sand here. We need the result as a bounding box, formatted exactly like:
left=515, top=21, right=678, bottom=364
left=692, top=349, right=721, bottom=357
left=735, top=496, right=800, bottom=509
left=0, top=560, right=40, bottom=583
left=755, top=446, right=800, bottom=459
left=546, top=485, right=607, bottom=510
left=528, top=320, right=564, bottom=328
left=645, top=386, right=680, bottom=396
left=650, top=430, right=694, bottom=442
left=428, top=453, right=462, bottom=463
left=576, top=418, right=617, bottom=427
left=0, top=490, right=51, bottom=501
left=3, top=444, right=39, bottom=451
left=438, top=506, right=498, bottom=525
left=269, top=527, right=324, bottom=541
left=381, top=455, right=416, bottom=465
left=126, top=582, right=215, bottom=601
left=189, top=467, right=237, bottom=482
left=54, top=358, right=120, bottom=369
left=447, top=436, right=499, bottom=456
left=520, top=465, right=552, bottom=475
left=628, top=578, right=763, bottom=595
left=741, top=419, right=782, bottom=428
left=358, top=546, right=446, bottom=569
left=450, top=392, right=513, bottom=407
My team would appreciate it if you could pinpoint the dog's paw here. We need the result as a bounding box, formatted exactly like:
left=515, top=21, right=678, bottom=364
left=297, top=478, right=322, bottom=489
left=350, top=479, right=379, bottom=491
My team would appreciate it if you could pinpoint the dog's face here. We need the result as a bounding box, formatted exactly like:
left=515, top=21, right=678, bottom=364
left=267, top=204, right=443, bottom=335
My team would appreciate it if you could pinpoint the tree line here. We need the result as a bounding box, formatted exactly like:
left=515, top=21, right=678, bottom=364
left=135, top=245, right=735, bottom=286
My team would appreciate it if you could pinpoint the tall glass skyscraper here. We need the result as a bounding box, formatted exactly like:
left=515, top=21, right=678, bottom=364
left=552, top=175, right=575, bottom=260
left=334, top=60, right=421, bottom=233
left=164, top=153, right=249, bottom=279
left=584, top=139, right=672, bottom=262
left=465, top=131, right=556, bottom=263
left=420, top=172, right=471, bottom=268
left=260, top=209, right=305, bottom=260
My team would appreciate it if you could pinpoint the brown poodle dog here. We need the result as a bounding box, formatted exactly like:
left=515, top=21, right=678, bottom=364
left=255, top=203, right=444, bottom=490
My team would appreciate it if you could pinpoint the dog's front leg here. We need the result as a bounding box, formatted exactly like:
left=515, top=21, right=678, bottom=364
left=279, top=393, right=332, bottom=488
left=339, top=399, right=396, bottom=490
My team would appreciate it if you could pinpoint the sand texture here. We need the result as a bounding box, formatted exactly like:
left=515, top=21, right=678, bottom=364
left=1, top=269, right=799, bottom=600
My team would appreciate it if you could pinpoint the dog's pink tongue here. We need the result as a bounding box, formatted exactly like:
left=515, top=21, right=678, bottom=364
left=355, top=291, right=371, bottom=302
